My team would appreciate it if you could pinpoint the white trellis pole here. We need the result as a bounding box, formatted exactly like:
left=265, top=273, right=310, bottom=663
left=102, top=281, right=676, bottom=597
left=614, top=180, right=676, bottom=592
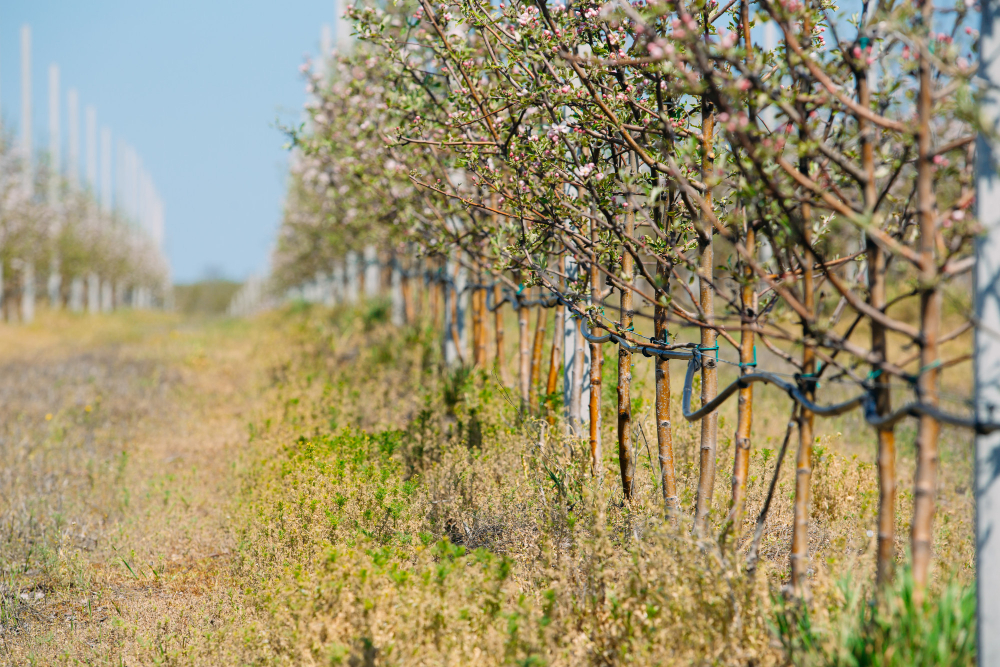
left=67, top=89, right=79, bottom=189
left=391, top=261, right=404, bottom=325
left=48, top=63, right=62, bottom=309
left=563, top=257, right=591, bottom=433
left=21, top=25, right=33, bottom=198
left=364, top=244, right=379, bottom=297
left=976, top=3, right=1000, bottom=664
left=86, top=105, right=100, bottom=314
left=443, top=257, right=468, bottom=366
left=345, top=251, right=359, bottom=303
left=20, top=26, right=35, bottom=323
left=100, top=126, right=113, bottom=312
left=442, top=260, right=455, bottom=365
left=333, top=259, right=345, bottom=305
left=67, top=89, right=84, bottom=312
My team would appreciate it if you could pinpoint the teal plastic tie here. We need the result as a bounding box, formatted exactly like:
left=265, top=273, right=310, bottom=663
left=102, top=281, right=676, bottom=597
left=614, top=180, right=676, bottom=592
left=697, top=343, right=719, bottom=362
left=739, top=345, right=757, bottom=369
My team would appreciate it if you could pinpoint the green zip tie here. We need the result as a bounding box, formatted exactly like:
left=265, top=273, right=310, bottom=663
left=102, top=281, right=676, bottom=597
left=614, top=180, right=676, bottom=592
left=918, top=359, right=943, bottom=375
left=697, top=343, right=719, bottom=362
left=739, top=345, right=757, bottom=368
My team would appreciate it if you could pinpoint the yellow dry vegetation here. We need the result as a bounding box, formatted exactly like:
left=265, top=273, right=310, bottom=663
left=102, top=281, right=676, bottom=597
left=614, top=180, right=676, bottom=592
left=0, top=303, right=976, bottom=665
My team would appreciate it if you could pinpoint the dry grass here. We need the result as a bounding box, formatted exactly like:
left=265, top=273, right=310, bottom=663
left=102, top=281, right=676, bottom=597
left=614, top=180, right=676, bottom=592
left=0, top=302, right=976, bottom=665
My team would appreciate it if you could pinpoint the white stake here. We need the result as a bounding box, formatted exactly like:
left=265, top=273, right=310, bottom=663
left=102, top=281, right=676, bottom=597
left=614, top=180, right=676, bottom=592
left=86, top=106, right=97, bottom=192
left=563, top=257, right=591, bottom=433
left=976, top=3, right=1000, bottom=664
left=48, top=64, right=60, bottom=200
left=48, top=64, right=62, bottom=308
left=345, top=251, right=359, bottom=303
left=67, top=89, right=79, bottom=190
left=21, top=262, right=35, bottom=323
left=21, top=25, right=33, bottom=198
left=87, top=272, right=99, bottom=313
left=364, top=245, right=379, bottom=297
left=100, top=127, right=112, bottom=215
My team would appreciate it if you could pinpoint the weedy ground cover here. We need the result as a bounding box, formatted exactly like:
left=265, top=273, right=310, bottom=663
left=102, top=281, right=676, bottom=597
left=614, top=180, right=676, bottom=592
left=226, top=304, right=977, bottom=666
left=0, top=306, right=977, bottom=665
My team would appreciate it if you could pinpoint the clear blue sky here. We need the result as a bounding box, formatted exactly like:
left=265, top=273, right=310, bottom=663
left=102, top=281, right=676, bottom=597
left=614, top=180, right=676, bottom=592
left=1, top=1, right=337, bottom=283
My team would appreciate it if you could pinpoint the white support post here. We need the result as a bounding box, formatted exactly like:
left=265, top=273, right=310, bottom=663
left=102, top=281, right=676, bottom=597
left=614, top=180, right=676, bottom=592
left=976, top=4, right=1000, bottom=664
left=335, top=0, right=352, bottom=54
left=443, top=260, right=455, bottom=366
left=21, top=25, right=33, bottom=198
left=345, top=251, right=359, bottom=303
left=333, top=260, right=345, bottom=305
left=391, top=262, right=404, bottom=326
left=70, top=276, right=84, bottom=312
left=101, top=279, right=113, bottom=312
left=456, top=262, right=468, bottom=362
left=364, top=245, right=379, bottom=298
left=67, top=89, right=79, bottom=190
left=100, top=127, right=112, bottom=215
left=86, top=106, right=97, bottom=192
left=21, top=262, right=34, bottom=323
left=563, top=257, right=591, bottom=433
left=319, top=24, right=333, bottom=79
left=87, top=272, right=100, bottom=313
left=48, top=64, right=62, bottom=308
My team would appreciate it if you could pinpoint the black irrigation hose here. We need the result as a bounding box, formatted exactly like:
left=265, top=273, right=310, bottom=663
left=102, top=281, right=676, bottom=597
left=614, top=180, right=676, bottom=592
left=417, top=273, right=1000, bottom=435
left=576, top=319, right=1000, bottom=434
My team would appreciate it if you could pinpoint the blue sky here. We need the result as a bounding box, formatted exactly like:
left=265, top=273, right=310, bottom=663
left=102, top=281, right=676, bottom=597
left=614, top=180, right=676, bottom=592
left=1, top=1, right=339, bottom=283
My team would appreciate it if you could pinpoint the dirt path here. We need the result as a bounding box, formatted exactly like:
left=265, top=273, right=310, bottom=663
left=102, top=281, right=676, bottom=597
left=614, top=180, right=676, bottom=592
left=0, top=313, right=277, bottom=666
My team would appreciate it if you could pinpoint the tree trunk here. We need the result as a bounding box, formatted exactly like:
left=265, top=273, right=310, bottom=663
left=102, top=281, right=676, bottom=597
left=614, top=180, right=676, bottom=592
left=695, top=95, right=718, bottom=533
left=912, top=1, right=940, bottom=601
left=730, top=223, right=756, bottom=534
left=790, top=209, right=816, bottom=595
left=858, top=61, right=897, bottom=587
left=728, top=0, right=756, bottom=537
left=618, top=151, right=637, bottom=501
left=590, top=208, right=603, bottom=475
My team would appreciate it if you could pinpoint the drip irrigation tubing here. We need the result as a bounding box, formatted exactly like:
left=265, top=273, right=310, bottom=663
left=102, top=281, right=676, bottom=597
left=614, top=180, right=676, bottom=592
left=418, top=273, right=1000, bottom=435
left=576, top=319, right=1000, bottom=435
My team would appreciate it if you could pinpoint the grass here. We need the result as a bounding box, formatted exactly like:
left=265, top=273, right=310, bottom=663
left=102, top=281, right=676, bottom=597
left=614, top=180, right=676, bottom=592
left=0, top=304, right=977, bottom=665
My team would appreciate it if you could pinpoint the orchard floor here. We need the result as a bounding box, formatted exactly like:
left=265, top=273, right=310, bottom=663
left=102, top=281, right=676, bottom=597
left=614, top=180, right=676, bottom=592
left=0, top=311, right=277, bottom=665
left=0, top=306, right=977, bottom=666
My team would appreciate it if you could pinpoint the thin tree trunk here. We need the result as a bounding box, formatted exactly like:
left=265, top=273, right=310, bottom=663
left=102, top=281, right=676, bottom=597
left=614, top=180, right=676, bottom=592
left=729, top=0, right=756, bottom=538
left=790, top=208, right=816, bottom=595
left=912, top=2, right=940, bottom=601
left=618, top=151, right=637, bottom=501
left=731, top=223, right=756, bottom=534
left=695, top=90, right=718, bottom=533
left=857, top=61, right=897, bottom=586
left=590, top=207, right=603, bottom=475
left=654, top=274, right=677, bottom=515
left=529, top=305, right=549, bottom=413
left=655, top=177, right=678, bottom=514
left=472, top=281, right=486, bottom=368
